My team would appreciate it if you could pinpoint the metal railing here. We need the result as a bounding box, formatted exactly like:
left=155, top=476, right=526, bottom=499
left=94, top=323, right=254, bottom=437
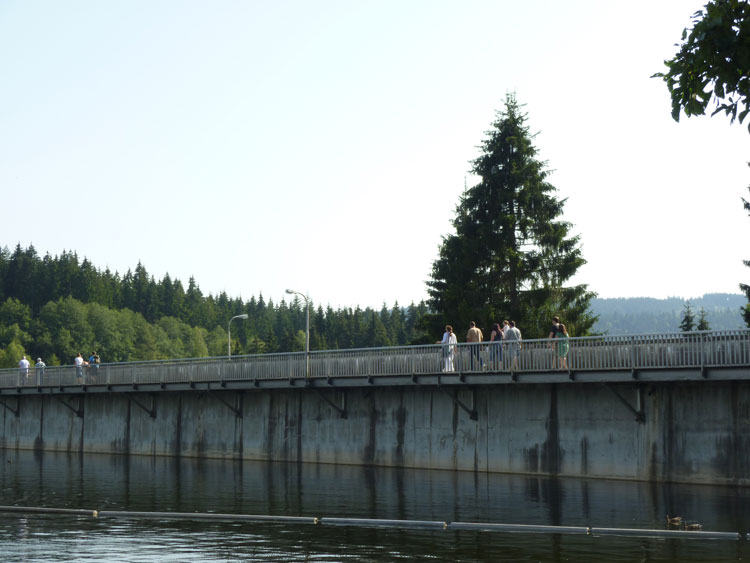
left=2, top=329, right=749, bottom=390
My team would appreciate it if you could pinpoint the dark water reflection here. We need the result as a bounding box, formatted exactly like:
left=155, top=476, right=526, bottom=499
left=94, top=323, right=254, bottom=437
left=0, top=449, right=747, bottom=561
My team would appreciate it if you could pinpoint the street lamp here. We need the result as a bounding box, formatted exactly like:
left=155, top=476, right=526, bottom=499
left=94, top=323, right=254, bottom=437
left=227, top=314, right=249, bottom=358
left=285, top=289, right=310, bottom=378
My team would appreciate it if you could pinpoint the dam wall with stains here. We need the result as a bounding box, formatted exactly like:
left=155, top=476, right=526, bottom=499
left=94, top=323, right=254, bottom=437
left=1, top=380, right=747, bottom=485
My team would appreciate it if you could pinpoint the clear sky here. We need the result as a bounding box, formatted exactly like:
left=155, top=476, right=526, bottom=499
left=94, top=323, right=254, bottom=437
left=1, top=1, right=748, bottom=310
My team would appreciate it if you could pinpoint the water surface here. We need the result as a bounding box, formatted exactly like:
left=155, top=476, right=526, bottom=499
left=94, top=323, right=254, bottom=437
left=0, top=450, right=747, bottom=561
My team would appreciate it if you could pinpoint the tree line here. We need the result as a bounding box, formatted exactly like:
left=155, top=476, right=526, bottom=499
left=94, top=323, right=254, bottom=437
left=0, top=245, right=431, bottom=367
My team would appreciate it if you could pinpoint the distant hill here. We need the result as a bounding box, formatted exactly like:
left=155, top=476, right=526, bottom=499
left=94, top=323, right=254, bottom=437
left=590, top=293, right=747, bottom=335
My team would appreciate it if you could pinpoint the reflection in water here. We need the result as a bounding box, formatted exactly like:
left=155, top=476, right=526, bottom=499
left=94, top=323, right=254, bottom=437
left=0, top=449, right=747, bottom=561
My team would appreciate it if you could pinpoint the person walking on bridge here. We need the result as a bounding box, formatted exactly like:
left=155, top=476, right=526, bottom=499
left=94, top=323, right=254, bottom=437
left=489, top=323, right=504, bottom=370
left=35, top=358, right=45, bottom=386
left=89, top=351, right=100, bottom=382
left=466, top=321, right=484, bottom=371
left=18, top=356, right=30, bottom=383
left=505, top=321, right=522, bottom=371
left=556, top=324, right=570, bottom=370
left=438, top=325, right=458, bottom=372
left=74, top=353, right=85, bottom=383
left=548, top=316, right=561, bottom=369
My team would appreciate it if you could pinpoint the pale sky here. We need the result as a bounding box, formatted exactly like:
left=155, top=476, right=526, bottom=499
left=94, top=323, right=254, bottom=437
left=1, top=1, right=748, bottom=310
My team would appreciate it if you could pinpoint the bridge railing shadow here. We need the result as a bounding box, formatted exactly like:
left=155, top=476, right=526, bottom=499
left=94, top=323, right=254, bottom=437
left=1, top=330, right=748, bottom=389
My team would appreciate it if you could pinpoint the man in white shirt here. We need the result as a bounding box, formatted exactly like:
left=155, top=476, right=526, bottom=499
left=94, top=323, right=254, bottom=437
left=18, top=356, right=30, bottom=380
left=74, top=353, right=85, bottom=383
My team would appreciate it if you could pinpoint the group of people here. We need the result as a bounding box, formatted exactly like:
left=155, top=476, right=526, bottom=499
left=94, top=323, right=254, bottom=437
left=17, top=356, right=46, bottom=385
left=17, top=352, right=101, bottom=384
left=438, top=316, right=569, bottom=372
left=74, top=352, right=101, bottom=383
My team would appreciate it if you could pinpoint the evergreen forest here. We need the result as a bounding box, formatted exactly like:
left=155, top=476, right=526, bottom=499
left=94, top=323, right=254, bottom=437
left=0, top=244, right=431, bottom=367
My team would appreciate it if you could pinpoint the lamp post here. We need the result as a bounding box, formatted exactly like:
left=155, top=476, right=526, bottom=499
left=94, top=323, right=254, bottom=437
left=228, top=314, right=249, bottom=358
left=285, top=289, right=310, bottom=378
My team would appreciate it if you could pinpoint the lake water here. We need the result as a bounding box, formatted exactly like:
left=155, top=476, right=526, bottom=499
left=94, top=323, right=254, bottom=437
left=0, top=449, right=747, bottom=562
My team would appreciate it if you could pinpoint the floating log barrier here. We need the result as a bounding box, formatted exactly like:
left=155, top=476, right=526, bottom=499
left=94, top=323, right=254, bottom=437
left=319, top=517, right=445, bottom=530
left=0, top=506, right=97, bottom=517
left=447, top=522, right=589, bottom=535
left=589, top=527, right=739, bottom=540
left=97, top=510, right=318, bottom=524
left=0, top=506, right=741, bottom=540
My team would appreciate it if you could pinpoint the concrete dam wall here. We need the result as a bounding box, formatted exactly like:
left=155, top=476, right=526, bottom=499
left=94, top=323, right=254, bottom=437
left=1, top=381, right=747, bottom=485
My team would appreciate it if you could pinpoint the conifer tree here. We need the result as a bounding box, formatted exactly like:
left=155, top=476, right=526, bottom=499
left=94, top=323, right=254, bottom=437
left=366, top=312, right=390, bottom=348
left=312, top=306, right=328, bottom=350
left=0, top=246, right=9, bottom=302
left=742, top=187, right=750, bottom=327
left=697, top=307, right=711, bottom=331
left=426, top=94, right=596, bottom=338
left=184, top=276, right=204, bottom=327
left=120, top=269, right=136, bottom=312
left=680, top=301, right=696, bottom=332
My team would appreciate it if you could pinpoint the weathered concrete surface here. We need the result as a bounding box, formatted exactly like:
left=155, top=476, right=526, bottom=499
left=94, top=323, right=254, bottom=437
left=1, top=381, right=749, bottom=485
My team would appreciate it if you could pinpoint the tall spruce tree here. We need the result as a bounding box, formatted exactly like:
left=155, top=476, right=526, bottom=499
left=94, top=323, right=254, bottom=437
left=427, top=94, right=596, bottom=339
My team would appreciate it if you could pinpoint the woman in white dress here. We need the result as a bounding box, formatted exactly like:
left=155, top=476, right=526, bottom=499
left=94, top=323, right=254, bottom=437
left=439, top=325, right=458, bottom=372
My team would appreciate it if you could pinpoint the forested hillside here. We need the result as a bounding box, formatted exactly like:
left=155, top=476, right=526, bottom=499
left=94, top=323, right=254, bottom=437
left=591, top=294, right=747, bottom=334
left=0, top=245, right=430, bottom=367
